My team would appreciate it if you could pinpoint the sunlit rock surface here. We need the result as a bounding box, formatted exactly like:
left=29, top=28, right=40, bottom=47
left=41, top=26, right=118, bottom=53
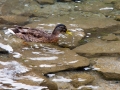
left=73, top=39, right=120, bottom=57
left=102, top=33, right=118, bottom=41
left=93, top=57, right=120, bottom=80
left=21, top=44, right=89, bottom=74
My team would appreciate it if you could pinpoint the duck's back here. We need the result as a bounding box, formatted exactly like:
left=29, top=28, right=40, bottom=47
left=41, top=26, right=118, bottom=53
left=12, top=26, right=51, bottom=42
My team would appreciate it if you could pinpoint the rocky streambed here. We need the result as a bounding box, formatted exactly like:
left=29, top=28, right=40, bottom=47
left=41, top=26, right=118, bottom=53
left=0, top=0, right=120, bottom=90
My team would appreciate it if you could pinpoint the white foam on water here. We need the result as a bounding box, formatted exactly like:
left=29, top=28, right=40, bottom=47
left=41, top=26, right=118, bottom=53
left=43, top=47, right=64, bottom=54
left=99, top=7, right=113, bottom=10
left=69, top=24, right=78, bottom=27
left=0, top=43, right=13, bottom=53
left=78, top=85, right=99, bottom=89
left=0, top=61, right=29, bottom=78
left=52, top=76, right=72, bottom=82
left=78, top=78, right=86, bottom=81
left=0, top=61, right=47, bottom=90
left=13, top=52, right=22, bottom=58
left=32, top=52, right=41, bottom=55
left=39, top=64, right=56, bottom=67
left=21, top=75, right=44, bottom=82
left=68, top=60, right=78, bottom=64
left=84, top=67, right=91, bottom=70
left=29, top=56, right=58, bottom=61
left=47, top=74, right=55, bottom=78
left=92, top=66, right=100, bottom=70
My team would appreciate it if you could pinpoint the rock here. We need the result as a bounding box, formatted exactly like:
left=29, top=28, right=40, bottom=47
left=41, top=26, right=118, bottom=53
left=102, top=33, right=118, bottom=41
left=21, top=44, right=89, bottom=74
left=58, top=0, right=72, bottom=2
left=115, top=15, right=120, bottom=21
left=103, top=0, right=117, bottom=3
left=40, top=15, right=120, bottom=29
left=36, top=0, right=55, bottom=4
left=40, top=80, right=58, bottom=90
left=73, top=39, right=120, bottom=57
left=74, top=0, right=112, bottom=12
left=0, top=15, right=29, bottom=25
left=1, top=0, right=42, bottom=17
left=70, top=73, right=94, bottom=88
left=114, top=1, right=120, bottom=10
left=1, top=0, right=72, bottom=17
left=93, top=57, right=120, bottom=80
left=80, top=87, right=92, bottom=90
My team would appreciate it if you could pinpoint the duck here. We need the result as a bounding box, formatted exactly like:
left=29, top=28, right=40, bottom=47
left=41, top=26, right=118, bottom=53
left=10, top=24, right=72, bottom=43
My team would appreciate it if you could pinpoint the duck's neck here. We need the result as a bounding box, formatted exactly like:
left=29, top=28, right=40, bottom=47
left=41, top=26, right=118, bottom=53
left=48, top=33, right=59, bottom=43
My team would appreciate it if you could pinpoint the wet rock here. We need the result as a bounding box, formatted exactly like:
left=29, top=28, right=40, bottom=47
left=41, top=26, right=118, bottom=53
left=74, top=0, right=112, bottom=12
left=114, top=1, right=120, bottom=10
left=102, top=33, right=118, bottom=41
left=1, top=0, right=72, bottom=17
left=103, top=0, right=117, bottom=3
left=0, top=15, right=29, bottom=25
left=70, top=73, right=94, bottom=88
left=93, top=57, right=120, bottom=80
left=115, top=15, right=120, bottom=21
left=1, top=0, right=42, bottom=17
left=73, top=39, right=120, bottom=57
left=80, top=87, right=92, bottom=90
left=58, top=0, right=72, bottom=2
left=7, top=41, right=89, bottom=74
left=40, top=80, right=58, bottom=90
left=36, top=0, right=55, bottom=4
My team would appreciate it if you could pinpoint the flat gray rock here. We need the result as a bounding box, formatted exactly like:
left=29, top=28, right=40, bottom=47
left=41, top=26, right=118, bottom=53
left=93, top=57, right=120, bottom=80
left=73, top=39, right=120, bottom=56
left=20, top=44, right=89, bottom=74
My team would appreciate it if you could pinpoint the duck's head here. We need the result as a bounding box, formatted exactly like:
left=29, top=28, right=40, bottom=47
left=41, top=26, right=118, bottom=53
left=52, top=24, right=72, bottom=35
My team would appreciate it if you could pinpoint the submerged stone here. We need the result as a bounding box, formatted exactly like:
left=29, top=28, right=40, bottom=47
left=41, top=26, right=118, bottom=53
left=93, top=57, right=120, bottom=80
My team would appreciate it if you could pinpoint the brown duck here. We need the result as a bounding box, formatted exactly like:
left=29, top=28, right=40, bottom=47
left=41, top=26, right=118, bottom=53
left=10, top=24, right=72, bottom=43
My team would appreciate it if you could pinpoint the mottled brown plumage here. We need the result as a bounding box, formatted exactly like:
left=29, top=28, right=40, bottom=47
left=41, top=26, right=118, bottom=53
left=11, top=24, right=71, bottom=43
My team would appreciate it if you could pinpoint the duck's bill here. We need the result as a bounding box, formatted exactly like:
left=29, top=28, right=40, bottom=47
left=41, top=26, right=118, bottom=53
left=66, top=30, right=72, bottom=35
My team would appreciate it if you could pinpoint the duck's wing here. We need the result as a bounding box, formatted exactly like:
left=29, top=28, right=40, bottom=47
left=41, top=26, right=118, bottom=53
left=12, top=26, right=49, bottom=38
